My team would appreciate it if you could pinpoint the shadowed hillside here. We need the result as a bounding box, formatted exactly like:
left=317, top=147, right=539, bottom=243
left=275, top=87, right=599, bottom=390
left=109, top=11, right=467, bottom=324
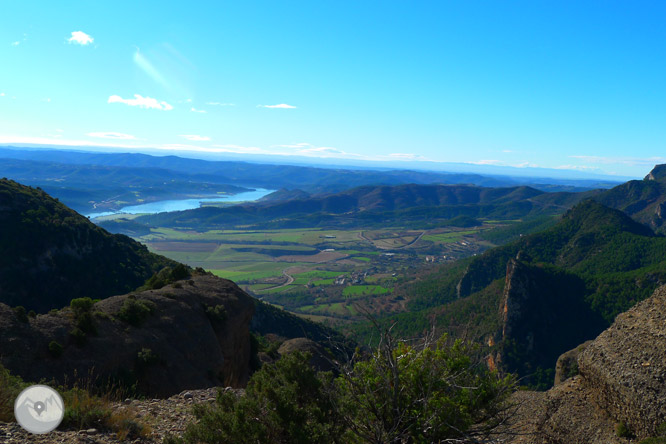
left=0, top=179, right=175, bottom=312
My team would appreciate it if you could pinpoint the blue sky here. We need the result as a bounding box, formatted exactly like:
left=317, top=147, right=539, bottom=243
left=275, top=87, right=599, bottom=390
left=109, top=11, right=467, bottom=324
left=1, top=1, right=665, bottom=177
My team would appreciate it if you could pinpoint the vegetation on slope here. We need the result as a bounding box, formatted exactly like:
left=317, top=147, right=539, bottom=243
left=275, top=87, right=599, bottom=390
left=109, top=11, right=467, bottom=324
left=0, top=178, right=175, bottom=312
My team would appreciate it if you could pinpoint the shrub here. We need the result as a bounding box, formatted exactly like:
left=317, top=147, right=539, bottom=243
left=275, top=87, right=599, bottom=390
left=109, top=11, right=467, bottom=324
left=175, top=328, right=516, bottom=444
left=640, top=439, right=666, bottom=444
left=12, top=305, right=28, bottom=323
left=117, top=297, right=155, bottom=327
left=60, top=386, right=150, bottom=439
left=0, top=364, right=28, bottom=422
left=616, top=422, right=632, bottom=438
left=48, top=340, right=64, bottom=358
left=205, top=305, right=227, bottom=324
left=70, top=297, right=97, bottom=336
left=180, top=351, right=341, bottom=444
left=70, top=297, right=94, bottom=315
left=69, top=327, right=87, bottom=346
left=136, top=348, right=161, bottom=368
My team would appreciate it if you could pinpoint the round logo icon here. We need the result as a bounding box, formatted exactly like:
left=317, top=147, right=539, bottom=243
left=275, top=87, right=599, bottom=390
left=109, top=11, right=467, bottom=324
left=14, top=384, right=64, bottom=434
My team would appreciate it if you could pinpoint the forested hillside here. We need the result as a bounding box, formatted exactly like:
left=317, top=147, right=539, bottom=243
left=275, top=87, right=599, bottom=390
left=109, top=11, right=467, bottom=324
left=360, top=200, right=666, bottom=388
left=0, top=179, right=175, bottom=312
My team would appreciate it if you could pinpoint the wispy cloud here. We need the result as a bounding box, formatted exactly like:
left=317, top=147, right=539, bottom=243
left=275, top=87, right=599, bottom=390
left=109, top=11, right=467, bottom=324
left=206, top=102, right=235, bottom=106
left=190, top=107, right=207, bottom=113
left=108, top=94, right=173, bottom=111
left=180, top=134, right=210, bottom=142
left=570, top=155, right=666, bottom=167
left=502, top=149, right=513, bottom=153
left=514, top=161, right=539, bottom=168
left=133, top=48, right=170, bottom=89
left=68, top=31, right=94, bottom=46
left=0, top=93, right=5, bottom=97
left=11, top=41, right=20, bottom=46
left=389, top=153, right=428, bottom=161
left=555, top=164, right=601, bottom=171
left=257, top=104, right=297, bottom=109
left=87, top=132, right=136, bottom=140
left=470, top=159, right=504, bottom=165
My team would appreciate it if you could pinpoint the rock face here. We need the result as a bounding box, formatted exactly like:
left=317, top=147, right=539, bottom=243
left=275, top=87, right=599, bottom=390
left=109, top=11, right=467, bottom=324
left=0, top=274, right=254, bottom=397
left=496, top=258, right=602, bottom=383
left=278, top=337, right=336, bottom=372
left=578, top=284, right=666, bottom=438
left=553, top=340, right=592, bottom=386
left=506, top=284, right=666, bottom=443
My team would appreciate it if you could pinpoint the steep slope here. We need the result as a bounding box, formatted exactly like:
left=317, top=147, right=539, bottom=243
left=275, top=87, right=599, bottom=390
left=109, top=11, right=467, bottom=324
left=0, top=179, right=174, bottom=312
left=385, top=200, right=666, bottom=387
left=594, top=164, right=666, bottom=232
left=507, top=284, right=666, bottom=443
left=0, top=274, right=254, bottom=397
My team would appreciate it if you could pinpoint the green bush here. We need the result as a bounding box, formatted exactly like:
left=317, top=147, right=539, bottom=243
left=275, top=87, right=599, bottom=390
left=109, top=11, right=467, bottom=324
left=174, top=331, right=516, bottom=444
left=616, top=422, right=632, bottom=438
left=12, top=305, right=28, bottom=323
left=0, top=364, right=28, bottom=421
left=205, top=305, right=227, bottom=324
left=70, top=297, right=94, bottom=315
left=49, top=340, right=64, bottom=358
left=179, top=351, right=341, bottom=444
left=117, top=297, right=155, bottom=327
left=640, top=438, right=666, bottom=444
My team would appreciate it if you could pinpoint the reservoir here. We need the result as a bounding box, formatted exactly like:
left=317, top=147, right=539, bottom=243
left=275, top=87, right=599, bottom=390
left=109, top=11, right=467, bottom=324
left=87, top=188, right=274, bottom=219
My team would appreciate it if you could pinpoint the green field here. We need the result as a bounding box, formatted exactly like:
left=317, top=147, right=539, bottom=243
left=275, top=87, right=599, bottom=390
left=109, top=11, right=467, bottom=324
left=137, top=225, right=489, bottom=322
left=343, top=285, right=392, bottom=298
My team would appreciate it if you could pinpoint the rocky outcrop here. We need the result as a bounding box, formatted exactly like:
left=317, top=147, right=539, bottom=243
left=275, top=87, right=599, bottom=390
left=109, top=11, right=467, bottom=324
left=553, top=340, right=591, bottom=386
left=506, top=284, right=666, bottom=443
left=578, top=284, right=666, bottom=438
left=278, top=337, right=336, bottom=372
left=0, top=274, right=254, bottom=397
left=496, top=258, right=602, bottom=382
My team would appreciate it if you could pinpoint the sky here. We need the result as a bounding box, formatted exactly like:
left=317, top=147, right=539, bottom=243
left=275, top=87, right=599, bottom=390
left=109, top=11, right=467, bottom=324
left=0, top=1, right=665, bottom=178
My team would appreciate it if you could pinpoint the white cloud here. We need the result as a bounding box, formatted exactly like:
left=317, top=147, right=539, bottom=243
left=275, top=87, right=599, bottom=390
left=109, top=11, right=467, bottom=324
left=68, top=31, right=94, bottom=46
left=554, top=164, right=601, bottom=171
left=11, top=41, right=20, bottom=46
left=570, top=155, right=666, bottom=167
left=190, top=107, right=207, bottom=113
left=0, top=93, right=5, bottom=97
left=207, top=102, right=235, bottom=106
left=257, top=104, right=297, bottom=109
left=470, top=159, right=504, bottom=165
left=211, top=144, right=267, bottom=154
left=180, top=134, right=210, bottom=142
left=87, top=132, right=136, bottom=140
left=514, top=161, right=539, bottom=168
left=502, top=149, right=513, bottom=153
left=388, top=153, right=427, bottom=161
left=108, top=94, right=173, bottom=110
left=299, top=146, right=345, bottom=155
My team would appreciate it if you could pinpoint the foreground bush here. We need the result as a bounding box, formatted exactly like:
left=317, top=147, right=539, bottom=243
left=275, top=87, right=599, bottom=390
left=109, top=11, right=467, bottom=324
left=169, top=329, right=516, bottom=444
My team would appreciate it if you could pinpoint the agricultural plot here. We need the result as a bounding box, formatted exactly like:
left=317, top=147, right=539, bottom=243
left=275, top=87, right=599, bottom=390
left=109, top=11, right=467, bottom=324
left=137, top=224, right=493, bottom=324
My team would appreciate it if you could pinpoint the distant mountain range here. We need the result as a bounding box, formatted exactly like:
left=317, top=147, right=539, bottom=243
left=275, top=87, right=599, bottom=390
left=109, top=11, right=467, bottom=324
left=116, top=183, right=595, bottom=232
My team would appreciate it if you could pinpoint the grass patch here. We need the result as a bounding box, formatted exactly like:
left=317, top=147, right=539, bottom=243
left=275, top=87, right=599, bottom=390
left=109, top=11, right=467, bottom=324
left=343, top=285, right=391, bottom=298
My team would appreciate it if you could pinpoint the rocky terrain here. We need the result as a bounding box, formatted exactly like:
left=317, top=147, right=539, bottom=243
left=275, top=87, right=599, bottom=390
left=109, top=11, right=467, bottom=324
left=0, top=387, right=238, bottom=443
left=505, top=284, right=666, bottom=443
left=0, top=274, right=254, bottom=397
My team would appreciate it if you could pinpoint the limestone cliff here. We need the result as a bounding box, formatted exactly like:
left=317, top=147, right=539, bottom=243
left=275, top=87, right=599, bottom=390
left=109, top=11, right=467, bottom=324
left=0, top=274, right=254, bottom=397
left=506, top=284, right=666, bottom=443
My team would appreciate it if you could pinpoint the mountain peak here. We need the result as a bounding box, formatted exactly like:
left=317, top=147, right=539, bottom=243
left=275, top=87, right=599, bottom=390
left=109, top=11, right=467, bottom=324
left=644, top=164, right=666, bottom=181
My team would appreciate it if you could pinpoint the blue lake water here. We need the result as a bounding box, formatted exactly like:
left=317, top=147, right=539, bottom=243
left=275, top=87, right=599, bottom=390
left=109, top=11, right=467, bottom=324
left=87, top=188, right=274, bottom=219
